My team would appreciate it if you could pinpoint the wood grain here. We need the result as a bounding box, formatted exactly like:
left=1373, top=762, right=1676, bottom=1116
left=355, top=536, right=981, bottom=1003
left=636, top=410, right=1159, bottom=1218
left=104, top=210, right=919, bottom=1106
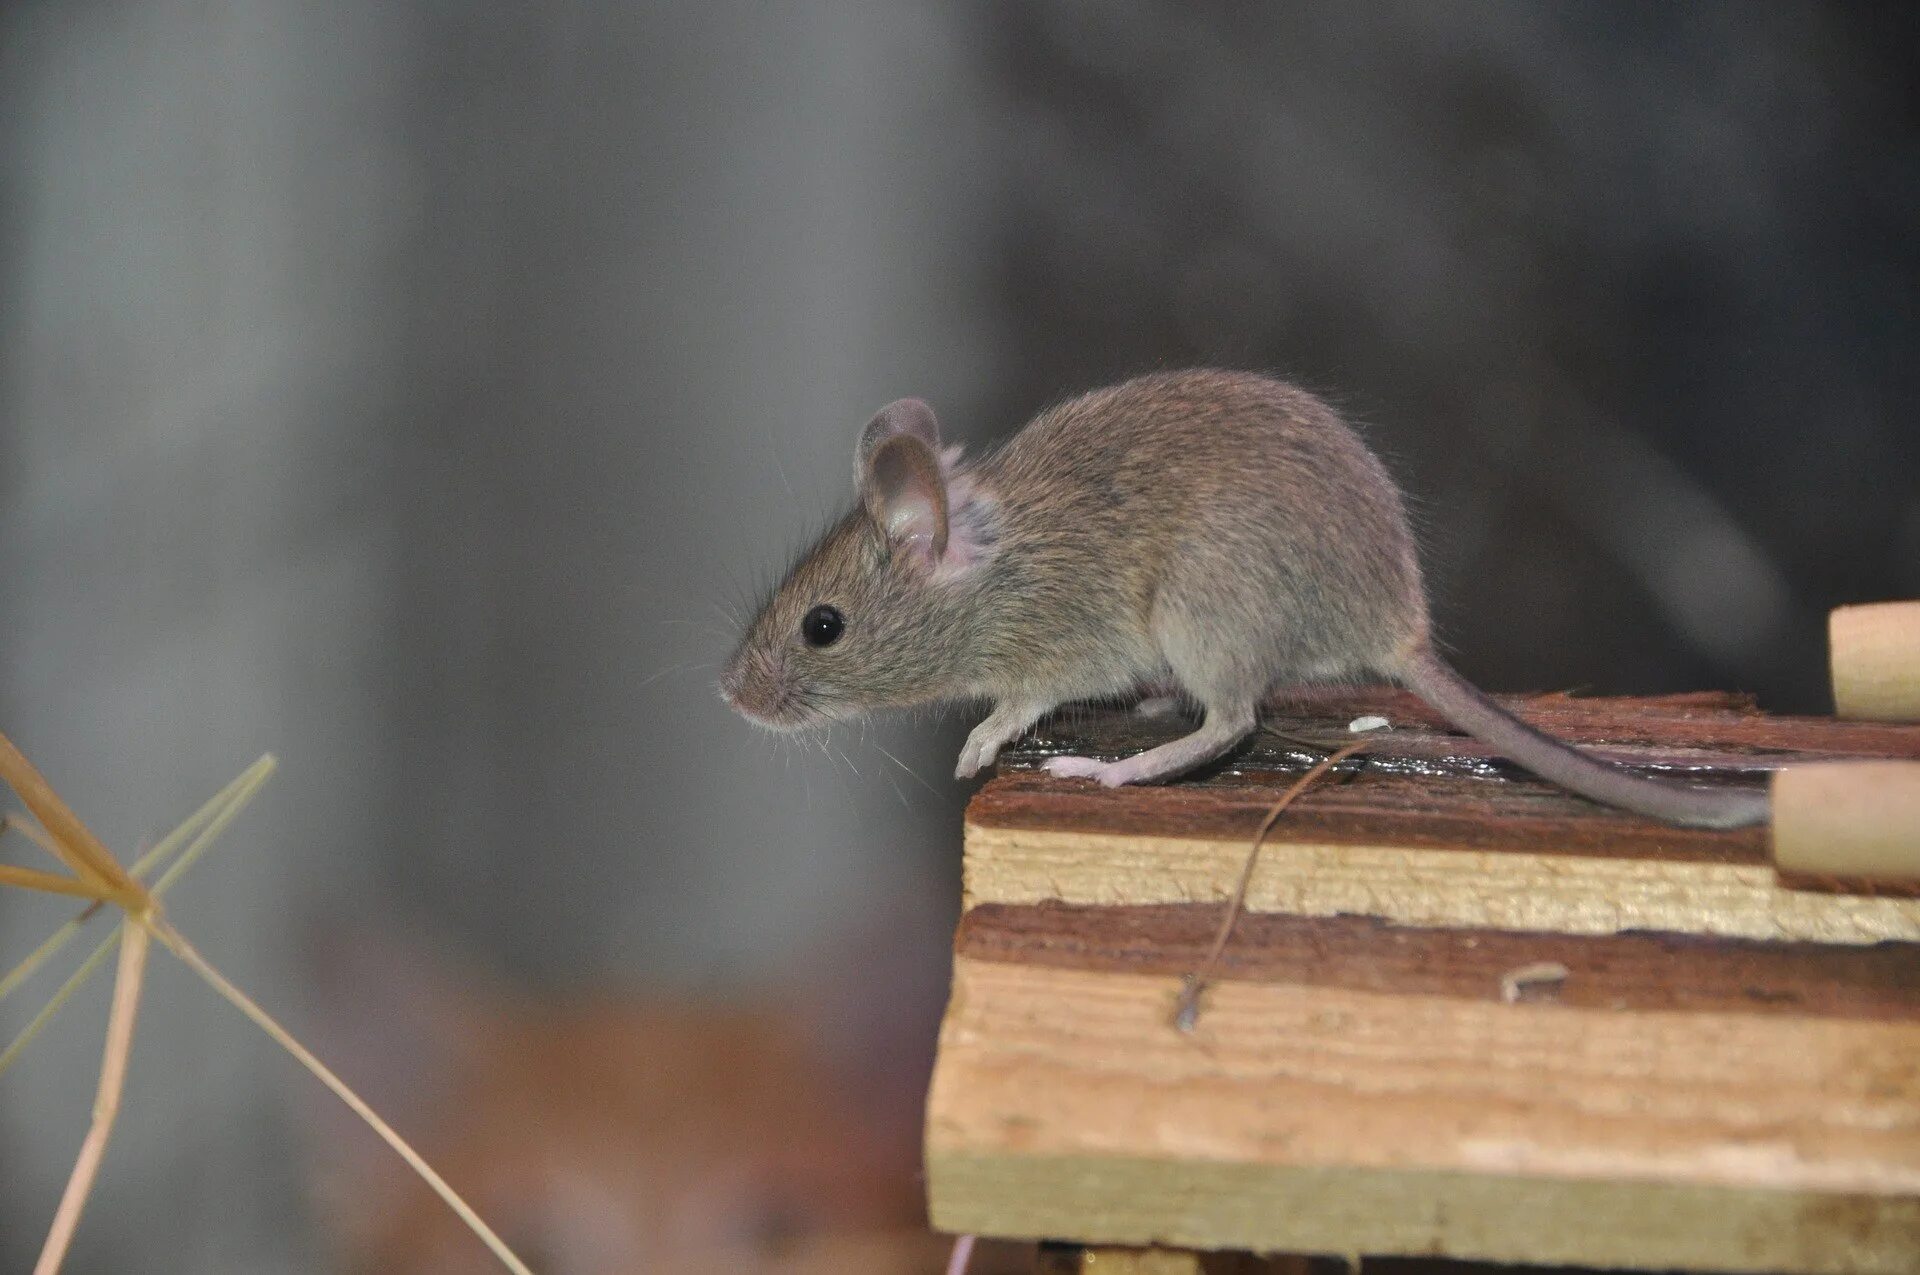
left=965, top=699, right=1920, bottom=941
left=1773, top=761, right=1920, bottom=882
left=972, top=765, right=1770, bottom=865
left=954, top=903, right=1920, bottom=1021
left=1018, top=691, right=1920, bottom=774
left=932, top=694, right=1920, bottom=1271
left=963, top=817, right=1920, bottom=943
left=926, top=957, right=1920, bottom=1272
left=1831, top=602, right=1920, bottom=722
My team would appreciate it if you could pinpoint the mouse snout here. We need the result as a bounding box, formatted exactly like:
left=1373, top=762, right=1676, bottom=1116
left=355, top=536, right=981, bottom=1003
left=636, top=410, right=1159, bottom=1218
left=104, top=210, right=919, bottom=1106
left=718, top=656, right=747, bottom=707
left=719, top=645, right=801, bottom=728
left=718, top=649, right=760, bottom=713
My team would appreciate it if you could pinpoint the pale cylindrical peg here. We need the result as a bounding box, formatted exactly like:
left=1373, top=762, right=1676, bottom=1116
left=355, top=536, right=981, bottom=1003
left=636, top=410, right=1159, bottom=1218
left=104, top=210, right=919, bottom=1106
left=1830, top=601, right=1920, bottom=722
left=1772, top=761, right=1920, bottom=882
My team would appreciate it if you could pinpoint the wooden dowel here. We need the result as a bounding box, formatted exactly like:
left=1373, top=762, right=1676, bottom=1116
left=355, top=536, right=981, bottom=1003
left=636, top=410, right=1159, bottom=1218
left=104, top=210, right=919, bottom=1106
left=1772, top=761, right=1920, bottom=882
left=1831, top=601, right=1920, bottom=722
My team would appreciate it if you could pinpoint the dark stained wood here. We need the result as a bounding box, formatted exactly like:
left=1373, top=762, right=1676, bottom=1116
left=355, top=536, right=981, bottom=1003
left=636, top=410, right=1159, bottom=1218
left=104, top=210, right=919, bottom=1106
left=972, top=693, right=1920, bottom=867
left=1007, top=690, right=1920, bottom=772
left=1034, top=1242, right=1079, bottom=1275
left=955, top=902, right=1920, bottom=1023
left=1778, top=871, right=1920, bottom=900
left=1361, top=1262, right=1634, bottom=1274
left=1031, top=1245, right=1311, bottom=1273
left=1258, top=686, right=1920, bottom=758
left=971, top=765, right=1771, bottom=865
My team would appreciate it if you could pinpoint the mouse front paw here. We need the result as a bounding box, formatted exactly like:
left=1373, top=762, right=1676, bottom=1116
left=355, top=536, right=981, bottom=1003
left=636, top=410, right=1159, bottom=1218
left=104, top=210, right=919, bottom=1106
left=954, top=738, right=997, bottom=779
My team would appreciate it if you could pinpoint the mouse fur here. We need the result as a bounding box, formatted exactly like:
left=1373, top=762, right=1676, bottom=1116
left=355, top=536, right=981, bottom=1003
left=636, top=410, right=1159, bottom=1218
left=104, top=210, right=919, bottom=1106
left=720, top=369, right=1767, bottom=829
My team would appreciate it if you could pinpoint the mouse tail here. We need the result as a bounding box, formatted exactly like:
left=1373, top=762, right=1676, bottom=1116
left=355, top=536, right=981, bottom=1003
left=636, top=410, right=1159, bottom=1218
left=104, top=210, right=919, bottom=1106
left=1396, top=645, right=1769, bottom=829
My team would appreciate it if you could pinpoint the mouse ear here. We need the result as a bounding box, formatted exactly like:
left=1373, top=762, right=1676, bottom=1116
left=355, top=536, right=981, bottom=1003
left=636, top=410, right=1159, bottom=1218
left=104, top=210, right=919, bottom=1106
left=860, top=432, right=949, bottom=562
left=854, top=398, right=941, bottom=481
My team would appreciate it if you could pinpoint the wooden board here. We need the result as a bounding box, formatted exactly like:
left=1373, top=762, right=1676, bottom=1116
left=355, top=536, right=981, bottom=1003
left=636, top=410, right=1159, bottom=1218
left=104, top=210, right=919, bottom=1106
left=928, top=909, right=1920, bottom=1272
left=965, top=694, right=1920, bottom=942
left=928, top=693, right=1920, bottom=1272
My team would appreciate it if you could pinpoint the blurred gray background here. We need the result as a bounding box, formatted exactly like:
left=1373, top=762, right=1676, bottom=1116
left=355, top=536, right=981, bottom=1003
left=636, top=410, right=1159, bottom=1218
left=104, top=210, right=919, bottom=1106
left=1, top=1, right=1914, bottom=1270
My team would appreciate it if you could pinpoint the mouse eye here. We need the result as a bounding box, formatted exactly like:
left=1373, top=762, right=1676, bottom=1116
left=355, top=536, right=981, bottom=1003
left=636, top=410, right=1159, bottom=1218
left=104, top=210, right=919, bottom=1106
left=801, top=604, right=844, bottom=648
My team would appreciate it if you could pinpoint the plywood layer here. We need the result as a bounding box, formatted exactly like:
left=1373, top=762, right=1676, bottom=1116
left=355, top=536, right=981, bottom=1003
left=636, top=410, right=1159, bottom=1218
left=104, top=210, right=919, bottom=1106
left=928, top=931, right=1920, bottom=1271
left=929, top=696, right=1920, bottom=1270
left=966, top=697, right=1920, bottom=941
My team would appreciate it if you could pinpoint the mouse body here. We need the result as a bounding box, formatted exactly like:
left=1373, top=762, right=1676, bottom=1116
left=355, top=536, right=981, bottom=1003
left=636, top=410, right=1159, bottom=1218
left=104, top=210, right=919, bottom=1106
left=721, top=369, right=1767, bottom=829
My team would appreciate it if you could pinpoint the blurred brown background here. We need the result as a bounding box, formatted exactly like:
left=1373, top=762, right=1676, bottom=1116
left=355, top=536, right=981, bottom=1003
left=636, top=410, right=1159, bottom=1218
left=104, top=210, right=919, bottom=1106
left=1, top=2, right=1915, bottom=1270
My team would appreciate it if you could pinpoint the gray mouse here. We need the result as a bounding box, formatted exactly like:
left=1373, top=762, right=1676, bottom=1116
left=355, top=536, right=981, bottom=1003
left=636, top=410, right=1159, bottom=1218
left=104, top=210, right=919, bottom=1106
left=719, top=369, right=1768, bottom=829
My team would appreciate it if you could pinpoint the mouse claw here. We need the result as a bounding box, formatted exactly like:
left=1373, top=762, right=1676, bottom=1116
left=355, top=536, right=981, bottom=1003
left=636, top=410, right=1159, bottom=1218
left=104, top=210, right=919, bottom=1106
left=954, top=742, right=994, bottom=779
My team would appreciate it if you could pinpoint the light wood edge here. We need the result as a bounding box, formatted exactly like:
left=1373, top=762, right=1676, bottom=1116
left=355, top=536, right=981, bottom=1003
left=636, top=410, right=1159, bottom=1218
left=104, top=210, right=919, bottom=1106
left=1832, top=602, right=1920, bottom=723
left=930, top=960, right=1920, bottom=1195
left=928, top=1152, right=1920, bottom=1275
left=964, top=824, right=1920, bottom=944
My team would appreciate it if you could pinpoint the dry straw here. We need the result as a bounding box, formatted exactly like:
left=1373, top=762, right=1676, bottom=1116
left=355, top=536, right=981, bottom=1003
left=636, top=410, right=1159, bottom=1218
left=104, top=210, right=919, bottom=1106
left=0, top=730, right=532, bottom=1274
left=1171, top=737, right=1370, bottom=1033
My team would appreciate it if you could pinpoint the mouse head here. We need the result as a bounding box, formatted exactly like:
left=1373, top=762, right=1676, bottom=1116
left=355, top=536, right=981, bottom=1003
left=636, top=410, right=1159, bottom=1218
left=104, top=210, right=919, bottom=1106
left=721, top=398, right=990, bottom=730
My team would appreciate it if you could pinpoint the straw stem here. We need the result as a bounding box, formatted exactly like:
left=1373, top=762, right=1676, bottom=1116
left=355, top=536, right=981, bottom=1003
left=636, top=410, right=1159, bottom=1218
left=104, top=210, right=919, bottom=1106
left=151, top=920, right=533, bottom=1275
left=34, top=920, right=149, bottom=1275
left=0, top=732, right=139, bottom=899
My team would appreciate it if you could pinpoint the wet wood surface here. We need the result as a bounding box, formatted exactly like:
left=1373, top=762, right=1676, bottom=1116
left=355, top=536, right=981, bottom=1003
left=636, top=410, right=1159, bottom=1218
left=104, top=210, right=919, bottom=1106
left=978, top=689, right=1920, bottom=854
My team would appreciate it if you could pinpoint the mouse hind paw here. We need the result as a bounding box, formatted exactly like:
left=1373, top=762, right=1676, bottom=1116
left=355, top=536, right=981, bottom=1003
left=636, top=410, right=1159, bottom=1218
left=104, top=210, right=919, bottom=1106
left=1041, top=754, right=1124, bottom=785
left=1045, top=708, right=1256, bottom=787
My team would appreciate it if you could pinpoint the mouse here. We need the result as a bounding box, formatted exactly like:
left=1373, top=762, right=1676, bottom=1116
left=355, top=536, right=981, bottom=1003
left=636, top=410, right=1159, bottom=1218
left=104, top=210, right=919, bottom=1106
left=719, top=368, right=1768, bottom=829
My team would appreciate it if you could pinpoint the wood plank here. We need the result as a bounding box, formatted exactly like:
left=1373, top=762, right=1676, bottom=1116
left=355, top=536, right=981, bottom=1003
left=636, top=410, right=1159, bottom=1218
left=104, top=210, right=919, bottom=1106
left=972, top=766, right=1769, bottom=865
left=954, top=903, right=1920, bottom=1022
left=963, top=816, right=1920, bottom=943
left=936, top=1151, right=1920, bottom=1275
left=936, top=695, right=1920, bottom=1269
left=925, top=958, right=1920, bottom=1272
left=977, top=694, right=1920, bottom=852
left=1017, top=693, right=1920, bottom=775
left=965, top=699, right=1920, bottom=941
